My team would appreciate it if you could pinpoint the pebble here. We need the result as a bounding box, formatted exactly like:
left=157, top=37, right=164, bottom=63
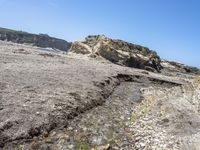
left=96, top=144, right=110, bottom=150
left=67, top=127, right=73, bottom=131
left=68, top=144, right=74, bottom=149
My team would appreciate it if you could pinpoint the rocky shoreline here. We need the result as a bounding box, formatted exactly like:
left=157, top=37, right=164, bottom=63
left=0, top=39, right=199, bottom=150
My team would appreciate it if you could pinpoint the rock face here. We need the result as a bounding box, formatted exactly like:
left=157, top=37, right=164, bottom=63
left=70, top=35, right=162, bottom=72
left=0, top=27, right=71, bottom=51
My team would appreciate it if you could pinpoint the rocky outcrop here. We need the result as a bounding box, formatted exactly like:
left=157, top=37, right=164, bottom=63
left=0, top=27, right=71, bottom=51
left=70, top=35, right=162, bottom=72
left=161, top=60, right=200, bottom=75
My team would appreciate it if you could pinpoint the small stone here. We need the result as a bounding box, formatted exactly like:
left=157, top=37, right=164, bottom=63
left=112, top=146, right=120, bottom=150
left=140, top=142, right=146, bottom=147
left=135, top=136, right=141, bottom=141
left=68, top=144, right=74, bottom=149
left=96, top=144, right=110, bottom=150
left=50, top=131, right=57, bottom=136
left=67, top=127, right=73, bottom=131
left=45, top=137, right=54, bottom=143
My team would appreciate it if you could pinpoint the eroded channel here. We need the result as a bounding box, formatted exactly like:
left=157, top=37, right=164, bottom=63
left=3, top=74, right=182, bottom=150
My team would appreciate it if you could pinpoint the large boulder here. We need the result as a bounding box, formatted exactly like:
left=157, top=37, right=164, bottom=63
left=70, top=35, right=162, bottom=72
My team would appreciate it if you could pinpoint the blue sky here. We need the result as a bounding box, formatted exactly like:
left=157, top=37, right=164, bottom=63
left=0, top=0, right=199, bottom=67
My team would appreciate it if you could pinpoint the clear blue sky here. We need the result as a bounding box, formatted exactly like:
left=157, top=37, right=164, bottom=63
left=0, top=0, right=199, bottom=67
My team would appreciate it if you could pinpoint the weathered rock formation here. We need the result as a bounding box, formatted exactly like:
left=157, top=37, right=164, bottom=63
left=70, top=35, right=162, bottom=72
left=161, top=60, right=200, bottom=75
left=0, top=27, right=71, bottom=51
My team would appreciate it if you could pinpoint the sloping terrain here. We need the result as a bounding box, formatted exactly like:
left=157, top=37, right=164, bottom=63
left=161, top=60, right=200, bottom=76
left=129, top=76, right=200, bottom=149
left=0, top=27, right=71, bottom=51
left=0, top=40, right=199, bottom=150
